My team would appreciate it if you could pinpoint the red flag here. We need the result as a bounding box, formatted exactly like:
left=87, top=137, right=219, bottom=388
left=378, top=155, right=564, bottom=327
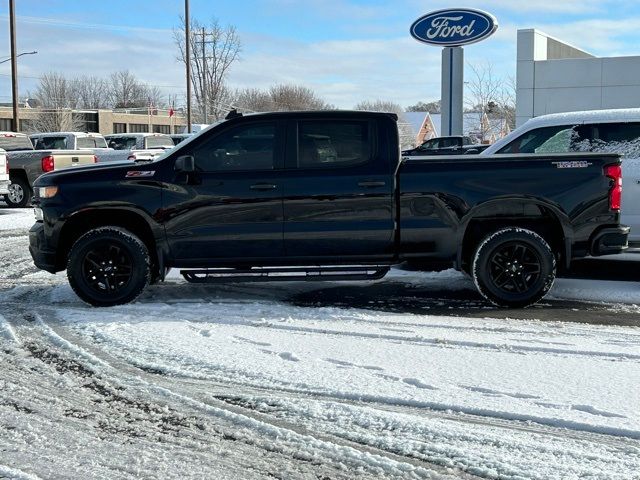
left=169, top=107, right=175, bottom=117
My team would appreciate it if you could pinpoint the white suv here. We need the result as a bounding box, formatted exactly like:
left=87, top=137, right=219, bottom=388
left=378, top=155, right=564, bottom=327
left=0, top=148, right=9, bottom=196
left=482, top=108, right=640, bottom=246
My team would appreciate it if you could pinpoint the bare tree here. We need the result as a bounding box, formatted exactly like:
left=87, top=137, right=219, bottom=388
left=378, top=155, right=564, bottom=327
left=355, top=99, right=414, bottom=149
left=406, top=100, right=441, bottom=113
left=174, top=16, right=241, bottom=121
left=233, top=87, right=272, bottom=112
left=72, top=75, right=110, bottom=109
left=465, top=62, right=513, bottom=142
left=232, top=84, right=331, bottom=113
left=31, top=72, right=84, bottom=132
left=268, top=84, right=331, bottom=111
left=109, top=70, right=150, bottom=109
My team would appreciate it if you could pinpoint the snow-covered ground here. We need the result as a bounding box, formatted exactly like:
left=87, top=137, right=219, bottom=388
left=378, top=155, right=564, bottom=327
left=1, top=209, right=639, bottom=479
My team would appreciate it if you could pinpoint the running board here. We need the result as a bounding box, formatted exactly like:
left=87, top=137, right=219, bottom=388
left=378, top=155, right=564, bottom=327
left=180, top=266, right=390, bottom=283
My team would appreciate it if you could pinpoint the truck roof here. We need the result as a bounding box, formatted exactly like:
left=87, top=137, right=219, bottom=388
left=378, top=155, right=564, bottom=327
left=30, top=132, right=105, bottom=137
left=239, top=110, right=398, bottom=121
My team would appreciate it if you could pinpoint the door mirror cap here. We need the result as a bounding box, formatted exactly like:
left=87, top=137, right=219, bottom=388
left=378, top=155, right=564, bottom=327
left=175, top=155, right=195, bottom=172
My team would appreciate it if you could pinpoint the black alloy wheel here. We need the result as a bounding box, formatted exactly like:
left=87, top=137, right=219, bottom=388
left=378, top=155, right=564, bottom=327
left=67, top=227, right=150, bottom=307
left=81, top=242, right=134, bottom=295
left=472, top=228, right=556, bottom=308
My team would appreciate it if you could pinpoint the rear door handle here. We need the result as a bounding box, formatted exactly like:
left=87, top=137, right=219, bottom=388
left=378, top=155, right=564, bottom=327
left=250, top=183, right=278, bottom=190
left=358, top=181, right=386, bottom=188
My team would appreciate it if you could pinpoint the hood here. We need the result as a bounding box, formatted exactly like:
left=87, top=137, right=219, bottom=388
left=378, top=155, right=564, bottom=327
left=33, top=159, right=144, bottom=186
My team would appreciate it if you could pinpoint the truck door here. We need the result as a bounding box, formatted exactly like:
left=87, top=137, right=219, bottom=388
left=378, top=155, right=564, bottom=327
left=162, top=121, right=285, bottom=264
left=281, top=117, right=395, bottom=259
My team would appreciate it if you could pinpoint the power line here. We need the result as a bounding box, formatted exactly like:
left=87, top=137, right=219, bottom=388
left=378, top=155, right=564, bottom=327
left=0, top=14, right=172, bottom=34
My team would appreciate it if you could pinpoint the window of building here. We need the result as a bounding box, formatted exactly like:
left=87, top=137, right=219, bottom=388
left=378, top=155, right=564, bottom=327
left=297, top=121, right=371, bottom=169
left=0, top=118, right=13, bottom=131
left=113, top=123, right=127, bottom=134
left=153, top=125, right=171, bottom=134
left=129, top=123, right=149, bottom=133
left=192, top=123, right=275, bottom=172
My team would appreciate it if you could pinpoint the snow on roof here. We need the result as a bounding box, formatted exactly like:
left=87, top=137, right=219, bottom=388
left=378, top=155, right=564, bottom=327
left=484, top=108, right=640, bottom=155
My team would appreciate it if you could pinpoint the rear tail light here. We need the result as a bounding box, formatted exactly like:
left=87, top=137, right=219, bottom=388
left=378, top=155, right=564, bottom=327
left=41, top=155, right=55, bottom=173
left=93, top=155, right=98, bottom=163
left=5, top=159, right=8, bottom=175
left=604, top=164, right=622, bottom=211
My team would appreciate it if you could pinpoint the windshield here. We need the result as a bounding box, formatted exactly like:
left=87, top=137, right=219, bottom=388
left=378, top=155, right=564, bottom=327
left=151, top=121, right=225, bottom=163
left=145, top=136, right=174, bottom=149
left=0, top=135, right=34, bottom=151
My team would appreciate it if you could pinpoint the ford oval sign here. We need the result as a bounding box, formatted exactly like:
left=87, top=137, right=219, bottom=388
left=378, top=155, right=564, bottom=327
left=410, top=8, right=498, bottom=47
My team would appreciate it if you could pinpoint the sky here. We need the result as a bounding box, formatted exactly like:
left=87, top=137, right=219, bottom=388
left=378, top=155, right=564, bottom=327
left=1, top=0, right=640, bottom=109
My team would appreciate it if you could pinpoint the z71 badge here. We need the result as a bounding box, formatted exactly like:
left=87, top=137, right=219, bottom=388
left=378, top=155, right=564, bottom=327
left=551, top=161, right=592, bottom=169
left=125, top=171, right=155, bottom=178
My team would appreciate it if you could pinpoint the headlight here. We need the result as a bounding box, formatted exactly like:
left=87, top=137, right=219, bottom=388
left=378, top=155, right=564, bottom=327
left=38, top=186, right=58, bottom=198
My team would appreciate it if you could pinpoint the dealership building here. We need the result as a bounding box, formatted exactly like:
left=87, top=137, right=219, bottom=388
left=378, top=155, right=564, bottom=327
left=516, top=28, right=640, bottom=127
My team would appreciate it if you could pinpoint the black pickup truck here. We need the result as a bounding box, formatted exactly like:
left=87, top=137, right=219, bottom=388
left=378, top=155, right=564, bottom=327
left=29, top=110, right=628, bottom=308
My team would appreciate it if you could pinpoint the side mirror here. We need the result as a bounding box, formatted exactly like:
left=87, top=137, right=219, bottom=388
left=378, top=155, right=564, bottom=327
left=175, top=155, right=195, bottom=172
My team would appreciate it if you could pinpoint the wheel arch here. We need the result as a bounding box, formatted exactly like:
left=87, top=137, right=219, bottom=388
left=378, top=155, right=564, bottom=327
left=457, top=198, right=572, bottom=273
left=56, top=208, right=163, bottom=275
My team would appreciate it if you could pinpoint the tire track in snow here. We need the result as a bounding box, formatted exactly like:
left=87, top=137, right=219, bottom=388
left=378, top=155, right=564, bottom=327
left=1, top=305, right=462, bottom=480
left=30, top=304, right=640, bottom=448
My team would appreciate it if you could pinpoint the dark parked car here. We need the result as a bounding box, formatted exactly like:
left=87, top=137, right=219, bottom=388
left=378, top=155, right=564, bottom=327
left=402, top=135, right=489, bottom=156
left=30, top=110, right=628, bottom=307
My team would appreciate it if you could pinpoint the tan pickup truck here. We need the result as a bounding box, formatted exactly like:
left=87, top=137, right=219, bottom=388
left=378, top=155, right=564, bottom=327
left=0, top=132, right=97, bottom=207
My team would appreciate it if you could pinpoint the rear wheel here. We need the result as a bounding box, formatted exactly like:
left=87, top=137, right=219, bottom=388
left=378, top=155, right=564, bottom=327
left=67, top=227, right=150, bottom=307
left=472, top=228, right=556, bottom=308
left=5, top=176, right=32, bottom=208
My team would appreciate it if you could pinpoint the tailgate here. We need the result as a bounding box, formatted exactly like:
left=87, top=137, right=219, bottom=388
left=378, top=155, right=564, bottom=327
left=0, top=150, right=8, bottom=182
left=51, top=151, right=96, bottom=170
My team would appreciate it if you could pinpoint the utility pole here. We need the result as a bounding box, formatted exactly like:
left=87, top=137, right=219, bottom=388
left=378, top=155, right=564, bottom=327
left=185, top=0, right=192, bottom=133
left=201, top=27, right=208, bottom=123
left=9, top=0, right=19, bottom=132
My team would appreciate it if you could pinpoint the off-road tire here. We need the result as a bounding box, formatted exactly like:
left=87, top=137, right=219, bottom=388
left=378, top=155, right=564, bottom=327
left=472, top=228, right=556, bottom=308
left=67, top=227, right=150, bottom=307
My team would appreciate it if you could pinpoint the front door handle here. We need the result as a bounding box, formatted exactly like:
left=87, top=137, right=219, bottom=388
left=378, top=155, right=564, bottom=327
left=358, top=181, right=386, bottom=188
left=250, top=183, right=278, bottom=190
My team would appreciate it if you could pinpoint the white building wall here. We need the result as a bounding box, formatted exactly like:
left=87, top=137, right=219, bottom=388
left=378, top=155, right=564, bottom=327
left=516, top=29, right=640, bottom=126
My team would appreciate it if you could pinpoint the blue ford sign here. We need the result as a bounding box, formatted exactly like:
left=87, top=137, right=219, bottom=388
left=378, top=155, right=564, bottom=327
left=410, top=8, right=498, bottom=47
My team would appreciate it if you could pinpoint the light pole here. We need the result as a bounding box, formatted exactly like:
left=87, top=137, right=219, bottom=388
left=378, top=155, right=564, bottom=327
left=185, top=0, right=192, bottom=133
left=0, top=50, right=37, bottom=65
left=9, top=0, right=18, bottom=131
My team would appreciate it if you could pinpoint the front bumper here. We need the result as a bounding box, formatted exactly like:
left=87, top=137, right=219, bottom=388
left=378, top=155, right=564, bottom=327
left=590, top=225, right=630, bottom=256
left=29, top=222, right=58, bottom=273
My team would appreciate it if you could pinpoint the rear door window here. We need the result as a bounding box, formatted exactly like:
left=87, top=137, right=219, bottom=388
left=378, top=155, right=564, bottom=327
left=296, top=120, right=371, bottom=169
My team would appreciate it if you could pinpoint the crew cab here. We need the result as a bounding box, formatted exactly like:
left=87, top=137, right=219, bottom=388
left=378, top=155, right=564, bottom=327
left=0, top=132, right=97, bottom=207
left=402, top=135, right=488, bottom=156
left=481, top=108, right=640, bottom=246
left=29, top=110, right=628, bottom=308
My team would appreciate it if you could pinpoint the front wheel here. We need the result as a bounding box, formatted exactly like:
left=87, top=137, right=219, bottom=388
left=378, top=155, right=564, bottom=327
left=472, top=228, right=556, bottom=308
left=67, top=227, right=150, bottom=307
